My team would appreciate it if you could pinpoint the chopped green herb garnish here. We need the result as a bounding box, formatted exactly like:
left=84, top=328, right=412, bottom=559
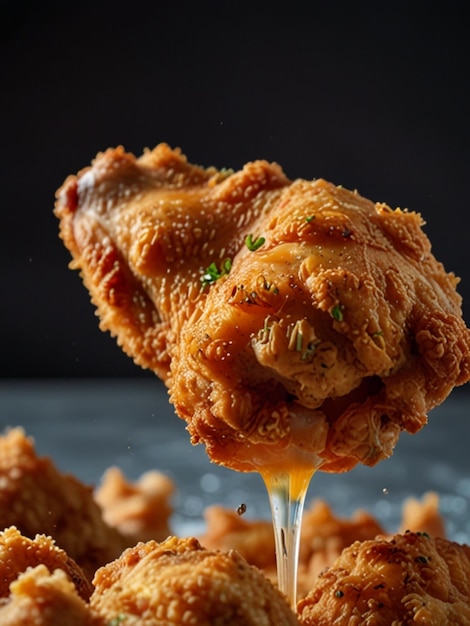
left=245, top=234, right=266, bottom=251
left=221, top=258, right=232, bottom=273
left=330, top=304, right=343, bottom=322
left=305, top=215, right=315, bottom=223
left=258, top=317, right=273, bottom=344
left=200, top=258, right=232, bottom=288
left=301, top=341, right=317, bottom=361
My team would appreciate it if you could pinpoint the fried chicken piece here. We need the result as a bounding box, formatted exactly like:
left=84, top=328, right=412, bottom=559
left=299, top=495, right=446, bottom=597
left=0, top=565, right=101, bottom=626
left=200, top=505, right=277, bottom=573
left=94, top=466, right=174, bottom=543
left=90, top=535, right=300, bottom=625
left=297, top=531, right=470, bottom=625
left=0, top=526, right=92, bottom=601
left=398, top=491, right=446, bottom=538
left=0, top=428, right=129, bottom=580
left=199, top=502, right=381, bottom=597
left=298, top=500, right=385, bottom=595
left=199, top=493, right=447, bottom=599
left=55, top=144, right=470, bottom=472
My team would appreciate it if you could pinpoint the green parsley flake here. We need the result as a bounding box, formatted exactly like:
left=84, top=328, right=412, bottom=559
left=245, top=234, right=266, bottom=251
left=200, top=258, right=232, bottom=289
left=331, top=304, right=343, bottom=322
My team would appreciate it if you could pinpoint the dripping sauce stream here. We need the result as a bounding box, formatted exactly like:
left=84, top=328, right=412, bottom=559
left=258, top=452, right=322, bottom=608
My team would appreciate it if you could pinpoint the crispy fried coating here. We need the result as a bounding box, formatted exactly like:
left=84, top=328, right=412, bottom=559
left=398, top=491, right=446, bottom=538
left=298, top=500, right=385, bottom=596
left=0, top=526, right=92, bottom=601
left=94, top=466, right=174, bottom=543
left=200, top=505, right=277, bottom=572
left=297, top=531, right=470, bottom=625
left=0, top=565, right=101, bottom=626
left=90, top=535, right=300, bottom=625
left=199, top=494, right=447, bottom=600
left=0, top=428, right=128, bottom=580
left=54, top=144, right=470, bottom=472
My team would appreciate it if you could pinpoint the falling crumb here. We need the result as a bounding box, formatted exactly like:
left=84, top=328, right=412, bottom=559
left=237, top=503, right=247, bottom=516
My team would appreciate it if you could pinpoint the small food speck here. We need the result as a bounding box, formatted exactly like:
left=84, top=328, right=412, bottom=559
left=237, top=503, right=247, bottom=516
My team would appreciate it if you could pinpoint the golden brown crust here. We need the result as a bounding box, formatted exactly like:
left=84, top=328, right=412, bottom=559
left=0, top=526, right=92, bottom=601
left=297, top=531, right=470, bottom=625
left=0, top=422, right=454, bottom=622
left=0, top=565, right=101, bottom=626
left=398, top=491, right=446, bottom=538
left=54, top=145, right=470, bottom=472
left=198, top=493, right=446, bottom=600
left=94, top=466, right=174, bottom=543
left=55, top=144, right=288, bottom=381
left=200, top=505, right=277, bottom=573
left=297, top=500, right=385, bottom=596
left=0, top=428, right=129, bottom=580
left=90, top=535, right=300, bottom=625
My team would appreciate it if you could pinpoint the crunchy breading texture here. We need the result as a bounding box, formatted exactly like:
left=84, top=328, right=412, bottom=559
left=198, top=493, right=446, bottom=600
left=200, top=504, right=277, bottom=572
left=398, top=491, right=446, bottom=538
left=297, top=500, right=385, bottom=595
left=90, top=535, right=300, bottom=625
left=0, top=565, right=101, bottom=626
left=297, top=531, right=470, bottom=626
left=0, top=526, right=92, bottom=601
left=54, top=144, right=470, bottom=472
left=94, top=466, right=174, bottom=543
left=0, top=428, right=128, bottom=580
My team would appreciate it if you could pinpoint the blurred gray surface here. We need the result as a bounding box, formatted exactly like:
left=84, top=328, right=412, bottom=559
left=0, top=379, right=469, bottom=540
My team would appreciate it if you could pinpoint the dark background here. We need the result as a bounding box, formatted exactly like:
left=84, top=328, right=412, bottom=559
left=2, top=0, right=469, bottom=379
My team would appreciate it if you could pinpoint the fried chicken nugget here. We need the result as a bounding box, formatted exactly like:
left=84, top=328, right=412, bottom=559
left=0, top=428, right=128, bottom=580
left=398, top=491, right=446, bottom=538
left=94, top=466, right=174, bottom=543
left=0, top=565, right=101, bottom=626
left=298, top=500, right=385, bottom=596
left=200, top=504, right=277, bottom=584
left=90, top=536, right=300, bottom=625
left=199, top=494, right=447, bottom=600
left=199, top=501, right=385, bottom=600
left=55, top=144, right=470, bottom=473
left=0, top=526, right=92, bottom=601
left=297, top=531, right=470, bottom=625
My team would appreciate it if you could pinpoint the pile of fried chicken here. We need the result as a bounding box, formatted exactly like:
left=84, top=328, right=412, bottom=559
left=30, top=143, right=469, bottom=622
left=1, top=427, right=470, bottom=625
left=55, top=144, right=470, bottom=472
